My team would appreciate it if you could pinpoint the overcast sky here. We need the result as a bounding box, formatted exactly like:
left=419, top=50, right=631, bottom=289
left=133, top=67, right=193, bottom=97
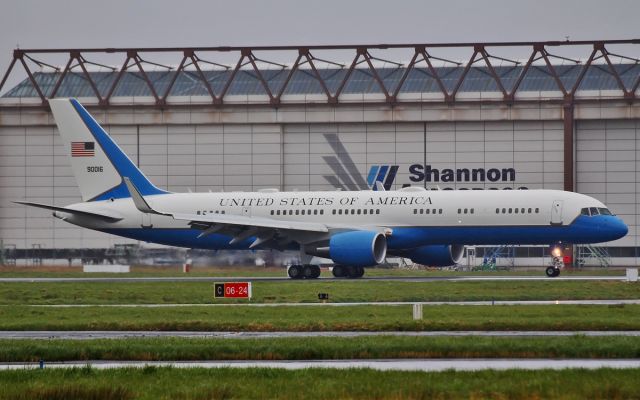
left=1, top=0, right=638, bottom=92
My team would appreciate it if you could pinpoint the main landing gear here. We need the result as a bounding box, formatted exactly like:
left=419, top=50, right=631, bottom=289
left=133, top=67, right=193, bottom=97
left=286, top=264, right=366, bottom=279
left=331, top=265, right=365, bottom=279
left=287, top=264, right=321, bottom=279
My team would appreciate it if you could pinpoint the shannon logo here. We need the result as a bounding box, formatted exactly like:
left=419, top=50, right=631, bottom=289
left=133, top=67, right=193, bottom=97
left=321, top=133, right=518, bottom=190
left=367, top=165, right=399, bottom=190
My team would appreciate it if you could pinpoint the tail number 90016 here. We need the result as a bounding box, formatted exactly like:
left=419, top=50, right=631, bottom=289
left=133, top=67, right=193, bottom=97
left=87, top=166, right=103, bottom=173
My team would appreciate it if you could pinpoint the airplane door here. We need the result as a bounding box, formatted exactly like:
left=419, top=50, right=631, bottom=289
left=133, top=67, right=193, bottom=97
left=550, top=200, right=563, bottom=225
left=141, top=213, right=153, bottom=229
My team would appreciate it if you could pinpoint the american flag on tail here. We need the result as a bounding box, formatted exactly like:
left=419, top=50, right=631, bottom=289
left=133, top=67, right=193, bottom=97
left=71, top=141, right=95, bottom=157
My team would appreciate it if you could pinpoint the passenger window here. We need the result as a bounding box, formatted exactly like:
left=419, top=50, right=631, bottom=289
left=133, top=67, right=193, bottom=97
left=509, top=208, right=512, bottom=213
left=352, top=209, right=356, bottom=215
left=535, top=208, right=539, bottom=213
left=515, top=208, right=518, bottom=214
left=370, top=209, right=374, bottom=214
left=270, top=210, right=274, bottom=215
left=439, top=209, right=443, bottom=214
left=528, top=208, right=532, bottom=213
left=357, top=209, right=361, bottom=215
left=376, top=209, right=381, bottom=215
left=338, top=209, right=342, bottom=215
left=413, top=209, right=417, bottom=214
left=320, top=210, right=324, bottom=215
left=464, top=208, right=468, bottom=214
left=470, top=209, right=474, bottom=214
left=295, top=210, right=300, bottom=215
left=521, top=208, right=525, bottom=213
left=289, top=210, right=293, bottom=215
left=301, top=210, right=305, bottom=215
left=363, top=209, right=368, bottom=215
left=495, top=208, right=499, bottom=214
left=425, top=209, right=430, bottom=214
left=314, top=210, right=318, bottom=215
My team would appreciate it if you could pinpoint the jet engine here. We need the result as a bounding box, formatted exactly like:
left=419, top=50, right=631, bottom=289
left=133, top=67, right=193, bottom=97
left=403, top=244, right=464, bottom=266
left=300, top=231, right=389, bottom=267
left=328, top=231, right=387, bottom=266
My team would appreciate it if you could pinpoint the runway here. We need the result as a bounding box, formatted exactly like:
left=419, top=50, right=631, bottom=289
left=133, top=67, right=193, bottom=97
left=12, top=299, right=640, bottom=307
left=0, top=275, right=627, bottom=283
left=2, top=330, right=640, bottom=340
left=2, top=359, right=640, bottom=371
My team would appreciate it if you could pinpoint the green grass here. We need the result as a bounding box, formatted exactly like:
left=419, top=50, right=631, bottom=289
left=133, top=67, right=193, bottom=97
left=1, top=367, right=639, bottom=399
left=1, top=304, right=639, bottom=331
left=1, top=335, right=640, bottom=362
left=1, top=280, right=638, bottom=305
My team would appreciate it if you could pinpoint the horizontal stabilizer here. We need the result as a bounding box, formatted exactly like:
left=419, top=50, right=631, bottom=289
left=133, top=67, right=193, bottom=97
left=13, top=201, right=123, bottom=222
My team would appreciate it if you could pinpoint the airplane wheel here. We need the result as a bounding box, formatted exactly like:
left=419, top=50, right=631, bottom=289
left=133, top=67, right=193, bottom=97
left=545, top=266, right=559, bottom=278
left=302, top=264, right=319, bottom=279
left=346, top=266, right=364, bottom=279
left=288, top=264, right=303, bottom=279
left=332, top=265, right=346, bottom=278
left=553, top=268, right=561, bottom=277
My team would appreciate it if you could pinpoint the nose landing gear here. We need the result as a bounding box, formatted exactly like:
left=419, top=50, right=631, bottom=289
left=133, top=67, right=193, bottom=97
left=545, top=265, right=561, bottom=277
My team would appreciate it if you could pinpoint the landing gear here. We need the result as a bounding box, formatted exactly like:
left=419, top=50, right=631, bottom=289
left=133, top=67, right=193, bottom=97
left=331, top=265, right=365, bottom=279
left=545, top=266, right=561, bottom=277
left=288, top=264, right=321, bottom=279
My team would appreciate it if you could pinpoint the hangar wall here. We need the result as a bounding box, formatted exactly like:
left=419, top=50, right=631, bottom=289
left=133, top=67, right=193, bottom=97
left=1, top=109, right=637, bottom=255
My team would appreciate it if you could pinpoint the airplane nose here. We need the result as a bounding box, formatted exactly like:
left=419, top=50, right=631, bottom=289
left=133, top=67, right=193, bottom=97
left=605, top=217, right=628, bottom=240
left=615, top=218, right=629, bottom=238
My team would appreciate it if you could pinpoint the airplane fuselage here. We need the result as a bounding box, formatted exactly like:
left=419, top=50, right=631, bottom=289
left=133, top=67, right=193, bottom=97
left=58, top=188, right=627, bottom=251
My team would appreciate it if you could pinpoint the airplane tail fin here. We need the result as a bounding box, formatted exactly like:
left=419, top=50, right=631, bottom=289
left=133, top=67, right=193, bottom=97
left=48, top=98, right=168, bottom=202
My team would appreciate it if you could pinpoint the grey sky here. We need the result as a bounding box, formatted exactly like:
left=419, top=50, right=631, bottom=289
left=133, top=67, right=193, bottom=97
left=1, top=0, right=638, bottom=91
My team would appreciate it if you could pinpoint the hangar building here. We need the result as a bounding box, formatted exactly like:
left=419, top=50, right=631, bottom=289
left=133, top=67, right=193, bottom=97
left=0, top=40, right=639, bottom=265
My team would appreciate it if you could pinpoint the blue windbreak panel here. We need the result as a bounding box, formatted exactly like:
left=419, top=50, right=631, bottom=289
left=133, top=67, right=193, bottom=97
left=100, top=228, right=299, bottom=251
left=70, top=99, right=168, bottom=201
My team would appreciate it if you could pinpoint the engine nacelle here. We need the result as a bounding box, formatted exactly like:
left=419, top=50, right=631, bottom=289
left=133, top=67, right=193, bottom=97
left=329, top=231, right=387, bottom=267
left=405, top=244, right=464, bottom=267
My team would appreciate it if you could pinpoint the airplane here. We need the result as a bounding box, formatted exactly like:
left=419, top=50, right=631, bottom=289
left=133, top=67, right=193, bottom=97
left=16, top=98, right=628, bottom=279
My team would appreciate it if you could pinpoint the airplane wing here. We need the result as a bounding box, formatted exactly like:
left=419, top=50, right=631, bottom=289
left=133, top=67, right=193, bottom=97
left=13, top=201, right=123, bottom=222
left=123, top=177, right=329, bottom=248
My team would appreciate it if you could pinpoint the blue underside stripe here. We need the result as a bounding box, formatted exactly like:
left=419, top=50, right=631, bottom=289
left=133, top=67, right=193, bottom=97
left=101, top=216, right=625, bottom=251
left=70, top=99, right=168, bottom=201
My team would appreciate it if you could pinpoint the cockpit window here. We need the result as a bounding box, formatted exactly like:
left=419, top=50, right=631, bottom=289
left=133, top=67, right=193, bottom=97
left=581, top=207, right=613, bottom=216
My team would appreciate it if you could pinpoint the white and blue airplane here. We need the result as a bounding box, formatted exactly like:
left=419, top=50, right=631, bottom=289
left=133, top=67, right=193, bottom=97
left=16, top=98, right=628, bottom=278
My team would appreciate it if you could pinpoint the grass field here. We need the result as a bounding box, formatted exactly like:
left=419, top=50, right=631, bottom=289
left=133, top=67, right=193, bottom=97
left=1, top=335, right=640, bottom=362
left=1, top=367, right=639, bottom=399
left=0, top=280, right=638, bottom=305
left=1, top=304, right=638, bottom=331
